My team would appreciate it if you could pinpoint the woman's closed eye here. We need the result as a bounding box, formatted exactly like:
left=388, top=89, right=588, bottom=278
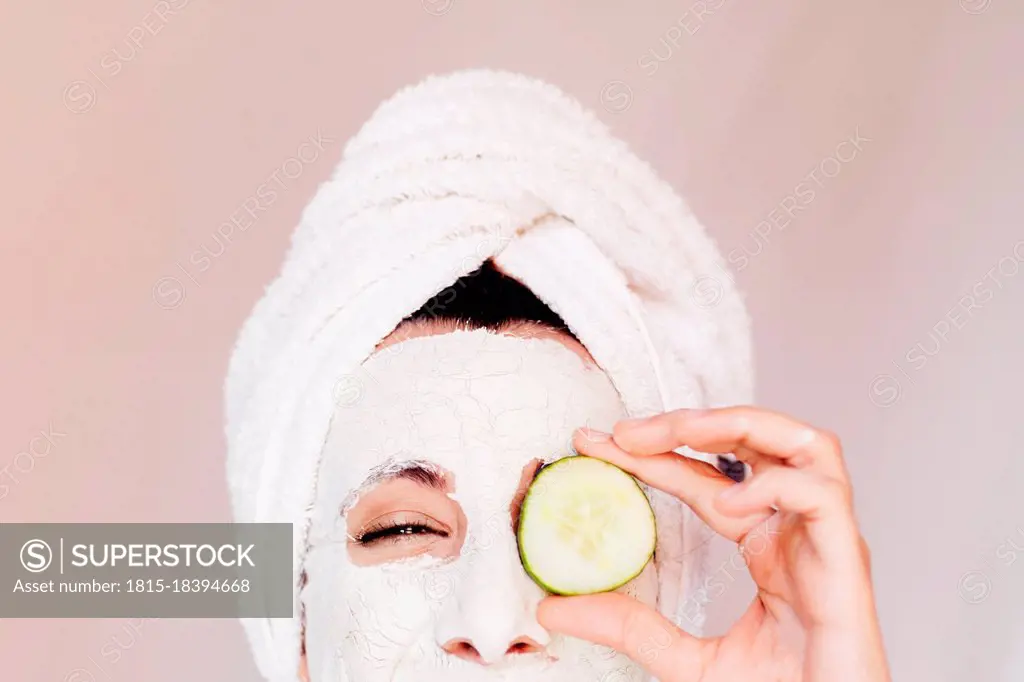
left=342, top=474, right=465, bottom=565
left=353, top=511, right=451, bottom=546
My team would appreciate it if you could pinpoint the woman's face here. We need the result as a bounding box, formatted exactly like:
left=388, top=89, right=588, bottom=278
left=300, top=324, right=660, bottom=681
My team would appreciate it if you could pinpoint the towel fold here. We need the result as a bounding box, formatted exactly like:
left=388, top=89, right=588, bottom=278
left=225, top=68, right=753, bottom=682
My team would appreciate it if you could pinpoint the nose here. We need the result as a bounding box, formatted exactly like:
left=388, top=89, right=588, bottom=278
left=434, top=528, right=551, bottom=665
left=441, top=635, right=545, bottom=664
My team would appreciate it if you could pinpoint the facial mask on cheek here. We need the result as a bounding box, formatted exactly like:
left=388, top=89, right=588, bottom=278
left=301, top=328, right=656, bottom=681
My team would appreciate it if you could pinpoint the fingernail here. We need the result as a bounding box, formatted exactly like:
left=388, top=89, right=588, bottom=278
left=717, top=456, right=747, bottom=483
left=581, top=428, right=612, bottom=442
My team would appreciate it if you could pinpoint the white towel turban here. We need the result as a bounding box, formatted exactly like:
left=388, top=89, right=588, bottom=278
left=225, top=68, right=754, bottom=682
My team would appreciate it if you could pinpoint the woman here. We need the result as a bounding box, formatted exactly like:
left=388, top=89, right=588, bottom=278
left=225, top=70, right=890, bottom=681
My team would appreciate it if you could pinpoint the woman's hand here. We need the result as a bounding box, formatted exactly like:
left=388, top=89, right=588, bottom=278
left=537, top=407, right=891, bottom=682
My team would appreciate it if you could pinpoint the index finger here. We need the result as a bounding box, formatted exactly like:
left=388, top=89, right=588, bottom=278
left=613, top=406, right=849, bottom=482
left=574, top=429, right=772, bottom=542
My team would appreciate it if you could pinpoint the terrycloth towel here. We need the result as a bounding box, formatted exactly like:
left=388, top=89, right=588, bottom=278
left=225, top=68, right=754, bottom=682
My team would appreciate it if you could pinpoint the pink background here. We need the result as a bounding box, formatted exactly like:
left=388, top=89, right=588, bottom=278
left=2, top=1, right=1022, bottom=680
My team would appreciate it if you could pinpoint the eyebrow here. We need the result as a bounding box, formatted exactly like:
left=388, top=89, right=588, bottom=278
left=339, top=459, right=448, bottom=514
left=386, top=461, right=448, bottom=490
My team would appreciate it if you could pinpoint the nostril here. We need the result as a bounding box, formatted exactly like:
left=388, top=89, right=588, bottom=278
left=442, top=636, right=545, bottom=664
left=505, top=636, right=543, bottom=656
left=442, top=638, right=484, bottom=665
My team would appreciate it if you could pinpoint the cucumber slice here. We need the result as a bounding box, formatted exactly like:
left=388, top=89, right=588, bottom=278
left=517, top=455, right=656, bottom=595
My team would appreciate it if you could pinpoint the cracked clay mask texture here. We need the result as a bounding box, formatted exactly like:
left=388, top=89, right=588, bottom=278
left=301, top=328, right=660, bottom=682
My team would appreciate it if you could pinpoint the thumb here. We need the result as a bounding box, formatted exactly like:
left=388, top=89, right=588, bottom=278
left=537, top=592, right=708, bottom=681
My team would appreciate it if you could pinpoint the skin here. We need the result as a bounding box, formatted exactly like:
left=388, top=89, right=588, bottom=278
left=300, top=321, right=891, bottom=682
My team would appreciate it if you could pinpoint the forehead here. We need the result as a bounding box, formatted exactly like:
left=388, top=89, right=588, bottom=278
left=317, top=328, right=626, bottom=502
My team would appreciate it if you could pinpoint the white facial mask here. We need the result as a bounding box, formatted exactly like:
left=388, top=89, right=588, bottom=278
left=301, top=328, right=659, bottom=681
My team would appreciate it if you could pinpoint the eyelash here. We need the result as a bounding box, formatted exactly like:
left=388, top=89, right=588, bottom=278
left=354, top=520, right=450, bottom=546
